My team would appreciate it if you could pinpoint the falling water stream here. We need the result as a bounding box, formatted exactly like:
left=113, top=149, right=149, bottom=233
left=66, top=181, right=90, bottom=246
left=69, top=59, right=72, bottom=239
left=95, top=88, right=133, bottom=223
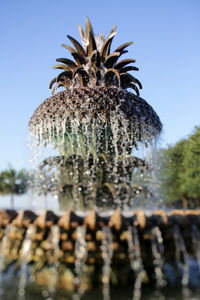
left=45, top=225, right=60, bottom=300
left=151, top=227, right=166, bottom=300
left=0, top=224, right=13, bottom=296
left=73, top=226, right=87, bottom=300
left=101, top=226, right=113, bottom=300
left=173, top=224, right=191, bottom=299
left=18, top=224, right=36, bottom=300
left=192, top=224, right=200, bottom=264
left=151, top=227, right=166, bottom=288
left=128, top=226, right=145, bottom=300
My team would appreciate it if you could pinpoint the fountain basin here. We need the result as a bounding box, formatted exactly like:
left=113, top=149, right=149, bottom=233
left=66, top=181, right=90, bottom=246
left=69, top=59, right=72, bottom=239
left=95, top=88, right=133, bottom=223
left=0, top=209, right=200, bottom=297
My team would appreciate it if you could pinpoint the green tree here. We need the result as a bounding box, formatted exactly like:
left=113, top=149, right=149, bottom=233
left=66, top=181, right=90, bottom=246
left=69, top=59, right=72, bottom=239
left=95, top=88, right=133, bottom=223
left=181, top=127, right=200, bottom=206
left=158, top=139, right=187, bottom=206
left=0, top=167, right=28, bottom=209
left=158, top=127, right=200, bottom=208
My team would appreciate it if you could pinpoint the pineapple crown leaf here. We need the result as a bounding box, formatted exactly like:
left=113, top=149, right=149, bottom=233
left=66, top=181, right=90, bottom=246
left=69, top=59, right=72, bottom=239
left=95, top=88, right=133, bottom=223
left=61, top=44, right=75, bottom=53
left=67, top=35, right=87, bottom=57
left=50, top=18, right=142, bottom=96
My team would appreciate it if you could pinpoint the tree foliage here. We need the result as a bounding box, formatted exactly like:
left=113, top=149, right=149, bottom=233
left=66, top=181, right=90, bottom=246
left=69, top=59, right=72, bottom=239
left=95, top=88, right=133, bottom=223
left=0, top=167, right=28, bottom=208
left=182, top=127, right=200, bottom=200
left=158, top=127, right=200, bottom=207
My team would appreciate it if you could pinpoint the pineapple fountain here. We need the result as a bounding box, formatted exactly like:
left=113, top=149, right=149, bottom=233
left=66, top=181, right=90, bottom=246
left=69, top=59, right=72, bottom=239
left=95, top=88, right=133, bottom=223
left=0, top=19, right=200, bottom=300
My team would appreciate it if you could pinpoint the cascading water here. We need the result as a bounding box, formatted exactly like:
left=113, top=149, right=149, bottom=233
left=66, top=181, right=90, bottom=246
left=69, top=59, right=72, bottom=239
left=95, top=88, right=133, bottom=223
left=29, top=110, right=157, bottom=211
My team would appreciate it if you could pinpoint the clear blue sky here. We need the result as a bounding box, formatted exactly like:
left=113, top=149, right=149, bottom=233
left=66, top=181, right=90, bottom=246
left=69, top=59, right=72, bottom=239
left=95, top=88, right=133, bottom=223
left=0, top=0, right=200, bottom=170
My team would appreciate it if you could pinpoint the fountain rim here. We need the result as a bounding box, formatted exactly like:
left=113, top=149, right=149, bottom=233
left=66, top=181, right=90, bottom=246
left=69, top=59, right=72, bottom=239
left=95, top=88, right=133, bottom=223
left=1, top=209, right=200, bottom=231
